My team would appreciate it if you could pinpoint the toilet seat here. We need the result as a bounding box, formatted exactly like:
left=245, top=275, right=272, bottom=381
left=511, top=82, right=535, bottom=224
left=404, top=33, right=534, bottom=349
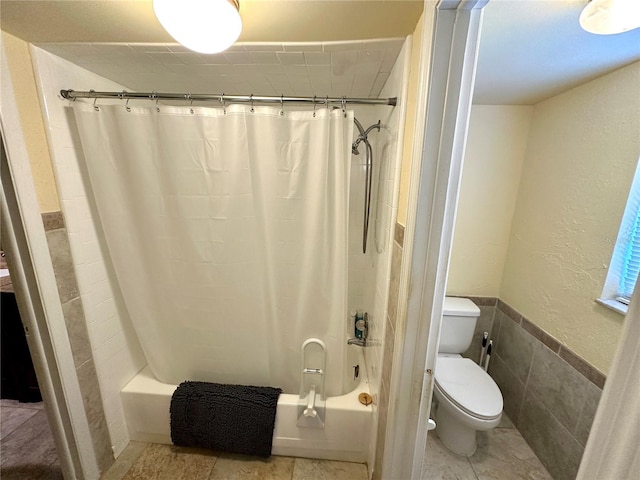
left=435, top=356, right=502, bottom=420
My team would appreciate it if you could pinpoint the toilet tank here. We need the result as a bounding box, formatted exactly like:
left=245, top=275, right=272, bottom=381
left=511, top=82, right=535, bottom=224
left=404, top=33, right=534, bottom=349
left=439, top=297, right=481, bottom=354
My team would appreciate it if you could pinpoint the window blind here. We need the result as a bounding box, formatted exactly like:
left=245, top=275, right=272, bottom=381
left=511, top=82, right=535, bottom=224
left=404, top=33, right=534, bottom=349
left=619, top=185, right=640, bottom=300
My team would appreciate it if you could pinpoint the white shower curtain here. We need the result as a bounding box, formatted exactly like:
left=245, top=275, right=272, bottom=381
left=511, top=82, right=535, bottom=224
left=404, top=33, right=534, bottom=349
left=72, top=102, right=353, bottom=396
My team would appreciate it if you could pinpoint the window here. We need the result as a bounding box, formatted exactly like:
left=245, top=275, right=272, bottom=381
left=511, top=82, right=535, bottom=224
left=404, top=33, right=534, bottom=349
left=599, top=159, right=640, bottom=314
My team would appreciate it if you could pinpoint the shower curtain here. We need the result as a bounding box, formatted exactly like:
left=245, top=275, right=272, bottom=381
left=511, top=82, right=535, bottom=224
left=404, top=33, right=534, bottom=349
left=72, top=102, right=353, bottom=396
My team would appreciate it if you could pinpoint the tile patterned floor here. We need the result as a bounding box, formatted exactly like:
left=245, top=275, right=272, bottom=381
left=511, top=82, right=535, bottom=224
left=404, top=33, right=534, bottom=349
left=105, top=415, right=549, bottom=480
left=423, top=414, right=553, bottom=480
left=102, top=442, right=369, bottom=480
left=0, top=399, right=62, bottom=480
left=0, top=397, right=549, bottom=480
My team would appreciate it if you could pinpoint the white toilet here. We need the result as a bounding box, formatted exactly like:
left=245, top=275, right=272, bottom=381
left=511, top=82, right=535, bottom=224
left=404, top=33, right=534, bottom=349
left=433, top=297, right=503, bottom=456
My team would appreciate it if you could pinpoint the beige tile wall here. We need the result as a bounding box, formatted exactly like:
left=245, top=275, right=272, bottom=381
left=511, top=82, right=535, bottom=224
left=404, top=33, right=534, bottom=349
left=372, top=223, right=404, bottom=480
left=43, top=211, right=114, bottom=475
left=464, top=297, right=605, bottom=480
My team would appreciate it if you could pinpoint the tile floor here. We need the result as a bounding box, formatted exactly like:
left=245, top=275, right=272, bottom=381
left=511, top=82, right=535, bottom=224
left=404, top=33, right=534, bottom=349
left=102, top=442, right=369, bottom=480
left=0, top=399, right=62, bottom=480
left=104, top=415, right=549, bottom=480
left=423, top=414, right=553, bottom=480
left=0, top=398, right=549, bottom=480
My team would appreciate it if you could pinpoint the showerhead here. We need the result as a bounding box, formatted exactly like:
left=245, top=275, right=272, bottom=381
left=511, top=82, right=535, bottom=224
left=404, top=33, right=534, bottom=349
left=352, top=134, right=366, bottom=155
left=351, top=118, right=381, bottom=156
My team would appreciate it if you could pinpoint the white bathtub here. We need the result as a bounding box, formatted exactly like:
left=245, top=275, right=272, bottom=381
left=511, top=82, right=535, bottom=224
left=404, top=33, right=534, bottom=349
left=121, top=346, right=372, bottom=462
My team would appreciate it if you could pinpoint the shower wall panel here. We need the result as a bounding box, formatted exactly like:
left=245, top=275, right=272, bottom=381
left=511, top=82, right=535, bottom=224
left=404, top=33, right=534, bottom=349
left=351, top=38, right=411, bottom=472
left=31, top=38, right=410, bottom=468
left=31, top=46, right=147, bottom=457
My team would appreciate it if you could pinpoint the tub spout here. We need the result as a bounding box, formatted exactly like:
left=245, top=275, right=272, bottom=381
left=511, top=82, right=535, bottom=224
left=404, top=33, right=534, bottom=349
left=347, top=337, right=367, bottom=347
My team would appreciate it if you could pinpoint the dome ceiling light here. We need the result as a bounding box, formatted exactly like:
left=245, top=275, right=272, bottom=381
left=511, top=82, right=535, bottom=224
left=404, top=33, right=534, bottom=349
left=153, top=0, right=242, bottom=54
left=579, top=0, right=640, bottom=35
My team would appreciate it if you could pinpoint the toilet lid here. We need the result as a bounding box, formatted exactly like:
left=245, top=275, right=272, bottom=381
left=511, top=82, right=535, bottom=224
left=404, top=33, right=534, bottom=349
left=435, top=357, right=503, bottom=420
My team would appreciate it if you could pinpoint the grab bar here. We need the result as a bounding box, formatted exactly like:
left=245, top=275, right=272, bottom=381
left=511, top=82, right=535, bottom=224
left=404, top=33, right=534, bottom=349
left=303, top=368, right=323, bottom=375
left=299, top=338, right=326, bottom=399
left=303, top=385, right=318, bottom=418
left=298, top=338, right=326, bottom=428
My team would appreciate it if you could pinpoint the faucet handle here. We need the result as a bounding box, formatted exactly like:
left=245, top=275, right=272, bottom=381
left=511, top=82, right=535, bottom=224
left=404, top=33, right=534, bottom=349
left=356, top=312, right=368, bottom=338
left=356, top=313, right=368, bottom=338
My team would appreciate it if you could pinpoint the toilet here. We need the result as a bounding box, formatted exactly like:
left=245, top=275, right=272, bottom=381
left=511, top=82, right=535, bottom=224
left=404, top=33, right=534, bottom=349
left=433, top=297, right=503, bottom=456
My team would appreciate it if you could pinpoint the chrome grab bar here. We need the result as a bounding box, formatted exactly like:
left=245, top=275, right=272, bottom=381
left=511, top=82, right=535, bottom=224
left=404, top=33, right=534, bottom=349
left=302, top=368, right=323, bottom=375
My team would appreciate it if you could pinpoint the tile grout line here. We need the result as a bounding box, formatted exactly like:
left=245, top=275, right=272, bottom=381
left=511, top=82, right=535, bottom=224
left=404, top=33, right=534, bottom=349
left=205, top=453, right=220, bottom=480
left=526, top=389, right=585, bottom=445
left=524, top=390, right=585, bottom=475
left=465, top=454, right=481, bottom=480
left=0, top=406, right=40, bottom=438
left=0, top=409, right=42, bottom=444
left=119, top=443, right=151, bottom=480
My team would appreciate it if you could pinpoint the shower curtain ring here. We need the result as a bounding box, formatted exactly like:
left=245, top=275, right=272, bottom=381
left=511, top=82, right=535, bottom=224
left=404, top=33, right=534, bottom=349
left=186, top=93, right=194, bottom=114
left=151, top=91, right=160, bottom=112
left=119, top=90, right=131, bottom=112
left=93, top=96, right=100, bottom=112
left=325, top=96, right=329, bottom=110
left=280, top=94, right=284, bottom=116
left=312, top=96, right=317, bottom=117
left=250, top=94, right=254, bottom=113
left=341, top=96, right=347, bottom=118
left=220, top=94, right=226, bottom=115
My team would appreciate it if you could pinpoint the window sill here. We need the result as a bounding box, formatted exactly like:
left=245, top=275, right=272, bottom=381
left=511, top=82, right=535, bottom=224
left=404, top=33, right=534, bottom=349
left=595, top=298, right=628, bottom=316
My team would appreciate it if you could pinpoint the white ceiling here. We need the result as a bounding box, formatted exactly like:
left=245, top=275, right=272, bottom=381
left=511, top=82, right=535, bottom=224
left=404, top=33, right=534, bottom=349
left=2, top=0, right=640, bottom=105
left=475, top=0, right=640, bottom=104
left=36, top=39, right=405, bottom=98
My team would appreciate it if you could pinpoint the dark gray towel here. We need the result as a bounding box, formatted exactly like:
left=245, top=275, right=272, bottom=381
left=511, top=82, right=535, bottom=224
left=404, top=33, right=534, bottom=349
left=170, top=381, right=282, bottom=457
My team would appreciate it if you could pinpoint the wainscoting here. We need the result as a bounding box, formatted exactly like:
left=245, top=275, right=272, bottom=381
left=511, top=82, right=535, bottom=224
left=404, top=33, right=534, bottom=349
left=461, top=297, right=604, bottom=480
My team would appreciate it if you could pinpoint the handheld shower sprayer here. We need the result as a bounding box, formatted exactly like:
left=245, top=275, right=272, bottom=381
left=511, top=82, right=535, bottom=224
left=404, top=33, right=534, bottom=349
left=352, top=118, right=381, bottom=253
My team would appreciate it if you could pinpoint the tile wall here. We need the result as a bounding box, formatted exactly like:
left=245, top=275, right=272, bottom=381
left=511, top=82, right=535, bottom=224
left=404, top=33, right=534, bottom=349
left=462, top=297, right=605, bottom=480
left=359, top=39, right=410, bottom=475
left=372, top=223, right=404, bottom=480
left=32, top=47, right=148, bottom=457
left=42, top=212, right=114, bottom=474
left=36, top=40, right=405, bottom=100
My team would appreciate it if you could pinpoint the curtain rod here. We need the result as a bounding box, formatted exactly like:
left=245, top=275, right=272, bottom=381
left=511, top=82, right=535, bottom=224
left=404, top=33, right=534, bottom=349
left=60, top=90, right=397, bottom=107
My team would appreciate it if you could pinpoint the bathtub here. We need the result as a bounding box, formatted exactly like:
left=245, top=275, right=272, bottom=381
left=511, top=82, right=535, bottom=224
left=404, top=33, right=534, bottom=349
left=121, top=345, right=372, bottom=462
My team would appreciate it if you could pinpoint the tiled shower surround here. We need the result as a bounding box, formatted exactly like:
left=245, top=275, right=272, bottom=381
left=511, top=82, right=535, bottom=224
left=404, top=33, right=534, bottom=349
left=461, top=297, right=605, bottom=480
left=31, top=41, right=410, bottom=470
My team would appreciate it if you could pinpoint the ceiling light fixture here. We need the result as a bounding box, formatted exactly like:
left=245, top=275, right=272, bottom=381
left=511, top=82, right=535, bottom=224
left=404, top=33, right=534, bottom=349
left=153, top=0, right=242, bottom=54
left=579, top=0, right=640, bottom=35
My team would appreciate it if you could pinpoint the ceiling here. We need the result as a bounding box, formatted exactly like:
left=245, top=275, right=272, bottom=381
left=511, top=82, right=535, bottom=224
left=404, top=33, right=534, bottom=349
left=0, top=1, right=424, bottom=43
left=475, top=0, right=640, bottom=104
left=36, top=39, right=405, bottom=98
left=1, top=0, right=639, bottom=104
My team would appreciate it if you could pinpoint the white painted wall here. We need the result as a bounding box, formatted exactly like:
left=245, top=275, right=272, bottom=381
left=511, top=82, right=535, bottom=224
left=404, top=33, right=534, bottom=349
left=30, top=47, right=147, bottom=457
left=500, top=62, right=640, bottom=374
left=447, top=105, right=532, bottom=296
